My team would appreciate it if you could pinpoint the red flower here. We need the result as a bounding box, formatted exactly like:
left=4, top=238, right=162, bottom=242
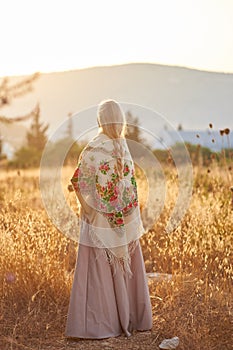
left=99, top=163, right=110, bottom=172
left=107, top=181, right=113, bottom=189
left=133, top=201, right=138, bottom=207
left=116, top=218, right=124, bottom=225
left=106, top=212, right=114, bottom=217
left=110, top=195, right=118, bottom=202
left=124, top=165, right=129, bottom=173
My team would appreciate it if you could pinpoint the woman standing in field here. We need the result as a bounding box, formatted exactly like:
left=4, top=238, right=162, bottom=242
left=65, top=99, right=152, bottom=339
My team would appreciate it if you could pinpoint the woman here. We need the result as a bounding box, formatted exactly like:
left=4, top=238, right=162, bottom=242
left=65, top=99, right=152, bottom=339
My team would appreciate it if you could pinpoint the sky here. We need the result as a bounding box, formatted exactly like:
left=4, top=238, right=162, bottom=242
left=1, top=0, right=233, bottom=77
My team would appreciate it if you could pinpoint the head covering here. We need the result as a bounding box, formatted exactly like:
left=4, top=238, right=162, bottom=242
left=71, top=132, right=144, bottom=276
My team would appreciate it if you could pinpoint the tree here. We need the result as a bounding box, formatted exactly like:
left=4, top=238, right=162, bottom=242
left=0, top=73, right=39, bottom=158
left=66, top=112, right=73, bottom=139
left=0, top=72, right=39, bottom=116
left=124, top=110, right=150, bottom=160
left=11, top=146, right=43, bottom=168
left=125, top=111, right=143, bottom=144
left=52, top=137, right=85, bottom=166
left=26, top=104, right=49, bottom=151
left=9, top=104, right=49, bottom=168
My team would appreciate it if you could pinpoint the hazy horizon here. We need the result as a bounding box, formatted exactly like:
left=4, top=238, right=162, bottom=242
left=2, top=60, right=233, bottom=80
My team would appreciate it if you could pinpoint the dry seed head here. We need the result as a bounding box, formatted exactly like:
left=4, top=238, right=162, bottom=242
left=224, top=128, right=230, bottom=135
left=219, top=129, right=224, bottom=136
left=209, top=123, right=213, bottom=129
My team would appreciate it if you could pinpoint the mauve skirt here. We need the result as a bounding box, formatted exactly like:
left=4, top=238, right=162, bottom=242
left=65, top=239, right=153, bottom=339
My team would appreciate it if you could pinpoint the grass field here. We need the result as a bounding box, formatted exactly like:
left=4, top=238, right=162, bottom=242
left=0, top=163, right=232, bottom=350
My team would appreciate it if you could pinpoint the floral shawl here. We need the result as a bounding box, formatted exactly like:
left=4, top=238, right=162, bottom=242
left=70, top=132, right=144, bottom=275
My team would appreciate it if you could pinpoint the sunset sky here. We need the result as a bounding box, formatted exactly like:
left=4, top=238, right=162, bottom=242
left=1, top=0, right=233, bottom=77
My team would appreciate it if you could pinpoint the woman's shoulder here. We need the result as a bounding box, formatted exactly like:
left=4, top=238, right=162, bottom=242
left=87, top=132, right=108, bottom=146
left=78, top=133, right=112, bottom=162
left=82, top=133, right=131, bottom=160
left=87, top=133, right=114, bottom=152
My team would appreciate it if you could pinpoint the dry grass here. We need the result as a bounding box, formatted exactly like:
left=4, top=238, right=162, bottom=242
left=0, top=164, right=232, bottom=350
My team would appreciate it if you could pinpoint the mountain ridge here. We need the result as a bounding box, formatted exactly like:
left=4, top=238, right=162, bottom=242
left=0, top=62, right=232, bottom=152
left=3, top=61, right=233, bottom=79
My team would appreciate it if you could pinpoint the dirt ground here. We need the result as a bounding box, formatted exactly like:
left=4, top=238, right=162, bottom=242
left=2, top=328, right=162, bottom=350
left=59, top=330, right=159, bottom=350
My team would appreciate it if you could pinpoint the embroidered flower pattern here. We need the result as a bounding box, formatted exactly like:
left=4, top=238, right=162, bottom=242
left=99, top=161, right=110, bottom=174
left=71, top=148, right=139, bottom=228
left=123, top=164, right=130, bottom=176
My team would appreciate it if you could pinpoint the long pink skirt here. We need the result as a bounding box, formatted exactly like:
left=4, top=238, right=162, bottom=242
left=65, top=240, right=152, bottom=339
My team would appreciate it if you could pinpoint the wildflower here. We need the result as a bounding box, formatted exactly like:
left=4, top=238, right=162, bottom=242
left=5, top=272, right=16, bottom=284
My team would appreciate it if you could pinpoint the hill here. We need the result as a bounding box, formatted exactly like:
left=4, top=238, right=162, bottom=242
left=0, top=63, right=232, bottom=151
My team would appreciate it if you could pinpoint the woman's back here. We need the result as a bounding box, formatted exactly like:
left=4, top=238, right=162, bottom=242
left=65, top=100, right=152, bottom=339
